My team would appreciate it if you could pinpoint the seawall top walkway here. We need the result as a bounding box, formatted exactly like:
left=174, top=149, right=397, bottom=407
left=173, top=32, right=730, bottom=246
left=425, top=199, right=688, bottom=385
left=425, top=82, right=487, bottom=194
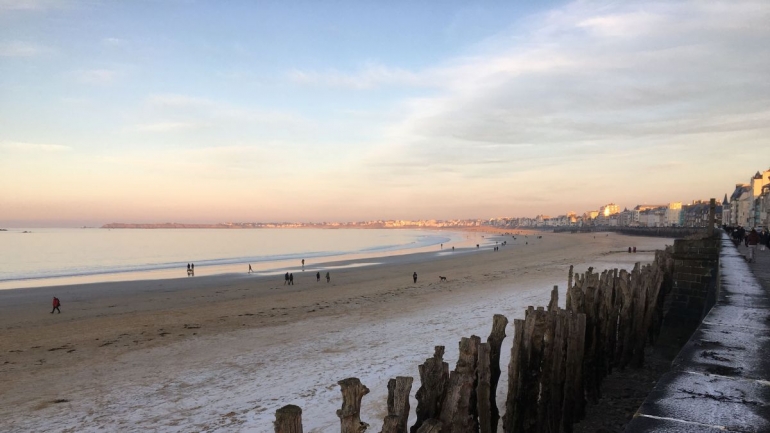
left=626, top=232, right=770, bottom=432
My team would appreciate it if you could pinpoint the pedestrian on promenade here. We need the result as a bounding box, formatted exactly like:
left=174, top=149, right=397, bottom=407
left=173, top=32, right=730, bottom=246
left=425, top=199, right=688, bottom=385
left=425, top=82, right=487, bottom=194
left=413, top=272, right=418, bottom=283
left=316, top=271, right=320, bottom=282
left=289, top=273, right=294, bottom=285
left=760, top=229, right=769, bottom=251
left=747, top=229, right=759, bottom=263
left=51, top=296, right=61, bottom=314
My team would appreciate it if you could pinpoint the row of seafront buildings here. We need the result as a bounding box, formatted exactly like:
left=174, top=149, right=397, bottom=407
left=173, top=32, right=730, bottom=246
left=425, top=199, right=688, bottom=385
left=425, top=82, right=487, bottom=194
left=722, top=168, right=770, bottom=229
left=489, top=201, right=720, bottom=229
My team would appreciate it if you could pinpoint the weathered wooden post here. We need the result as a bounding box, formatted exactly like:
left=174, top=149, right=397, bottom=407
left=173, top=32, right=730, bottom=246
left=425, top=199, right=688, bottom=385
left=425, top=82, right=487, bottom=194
left=411, top=347, right=449, bottom=433
left=487, top=314, right=508, bottom=433
left=275, top=404, right=303, bottom=433
left=503, top=318, right=525, bottom=433
left=548, top=286, right=559, bottom=312
left=415, top=419, right=442, bottom=433
left=380, top=377, right=413, bottom=433
left=547, top=310, right=567, bottom=433
left=337, top=378, right=370, bottom=433
left=477, top=342, right=492, bottom=433
left=561, top=312, right=586, bottom=432
left=439, top=335, right=481, bottom=433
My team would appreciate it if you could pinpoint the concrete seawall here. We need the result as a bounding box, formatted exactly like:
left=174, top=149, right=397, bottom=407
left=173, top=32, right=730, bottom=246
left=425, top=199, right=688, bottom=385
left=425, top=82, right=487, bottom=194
left=625, top=232, right=770, bottom=432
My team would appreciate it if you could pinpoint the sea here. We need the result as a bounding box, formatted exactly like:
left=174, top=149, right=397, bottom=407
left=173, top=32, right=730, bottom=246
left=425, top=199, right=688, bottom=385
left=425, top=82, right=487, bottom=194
left=0, top=228, right=485, bottom=290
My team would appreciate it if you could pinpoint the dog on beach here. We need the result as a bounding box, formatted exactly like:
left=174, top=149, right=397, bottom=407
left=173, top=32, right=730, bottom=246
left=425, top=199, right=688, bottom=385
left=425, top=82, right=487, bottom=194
left=439, top=276, right=447, bottom=282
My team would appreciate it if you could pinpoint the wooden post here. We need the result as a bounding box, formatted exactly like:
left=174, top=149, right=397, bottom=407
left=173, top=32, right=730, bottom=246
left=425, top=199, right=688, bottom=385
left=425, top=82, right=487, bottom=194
left=561, top=312, right=586, bottom=431
left=337, top=378, right=370, bottom=433
left=536, top=309, right=557, bottom=432
left=566, top=265, right=574, bottom=310
left=477, top=343, right=492, bottom=433
left=548, top=286, right=559, bottom=312
left=381, top=377, right=413, bottom=433
left=411, top=347, right=449, bottom=433
left=439, top=336, right=480, bottom=433
left=415, top=419, right=442, bottom=433
left=547, top=310, right=567, bottom=433
left=486, top=314, right=508, bottom=433
left=275, top=405, right=303, bottom=433
left=502, top=319, right=525, bottom=433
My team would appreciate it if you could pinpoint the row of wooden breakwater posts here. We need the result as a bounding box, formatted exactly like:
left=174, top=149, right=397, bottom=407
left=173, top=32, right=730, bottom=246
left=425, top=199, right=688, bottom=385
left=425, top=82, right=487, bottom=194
left=275, top=248, right=674, bottom=433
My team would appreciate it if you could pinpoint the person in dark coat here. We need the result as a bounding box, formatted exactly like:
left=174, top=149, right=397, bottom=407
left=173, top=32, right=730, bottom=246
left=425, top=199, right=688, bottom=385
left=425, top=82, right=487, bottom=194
left=326, top=272, right=330, bottom=283
left=284, top=272, right=289, bottom=285
left=316, top=271, right=320, bottom=282
left=413, top=272, right=418, bottom=283
left=289, top=273, right=294, bottom=285
left=51, top=297, right=61, bottom=314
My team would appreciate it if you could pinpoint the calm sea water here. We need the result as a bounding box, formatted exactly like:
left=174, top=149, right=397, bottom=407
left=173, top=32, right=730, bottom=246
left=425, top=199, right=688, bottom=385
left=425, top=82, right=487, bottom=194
left=0, top=228, right=475, bottom=289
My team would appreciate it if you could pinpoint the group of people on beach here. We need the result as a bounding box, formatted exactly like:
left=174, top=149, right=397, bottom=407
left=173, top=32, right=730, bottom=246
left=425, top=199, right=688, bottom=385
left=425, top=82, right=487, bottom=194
left=725, top=225, right=770, bottom=263
left=186, top=263, right=195, bottom=276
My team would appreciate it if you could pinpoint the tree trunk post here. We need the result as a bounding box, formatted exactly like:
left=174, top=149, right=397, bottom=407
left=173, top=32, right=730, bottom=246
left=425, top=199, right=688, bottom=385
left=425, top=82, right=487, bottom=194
left=411, top=346, right=449, bottom=433
left=486, top=314, right=508, bottom=433
left=337, top=377, right=370, bottom=433
left=477, top=342, right=492, bottom=433
left=381, top=377, right=414, bottom=433
left=439, top=335, right=481, bottom=433
left=275, top=404, right=303, bottom=433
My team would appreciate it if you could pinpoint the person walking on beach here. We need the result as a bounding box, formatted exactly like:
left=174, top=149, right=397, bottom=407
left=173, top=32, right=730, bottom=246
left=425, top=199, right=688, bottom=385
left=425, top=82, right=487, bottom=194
left=413, top=272, right=418, bottom=283
left=747, top=229, right=759, bottom=263
left=191, top=263, right=195, bottom=276
left=284, top=272, right=289, bottom=285
left=316, top=271, right=320, bottom=282
left=248, top=264, right=253, bottom=273
left=289, top=273, right=294, bottom=285
left=51, top=297, right=61, bottom=314
left=326, top=272, right=330, bottom=283
left=302, top=259, right=305, bottom=270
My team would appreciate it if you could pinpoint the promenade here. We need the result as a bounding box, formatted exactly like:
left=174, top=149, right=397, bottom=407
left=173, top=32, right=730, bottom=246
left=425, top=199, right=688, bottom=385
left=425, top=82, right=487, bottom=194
left=740, top=241, right=770, bottom=290
left=626, top=233, right=770, bottom=432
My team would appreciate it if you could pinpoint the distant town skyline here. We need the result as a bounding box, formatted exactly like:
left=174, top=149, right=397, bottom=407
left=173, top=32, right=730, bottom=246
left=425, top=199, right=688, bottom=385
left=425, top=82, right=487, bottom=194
left=2, top=1, right=768, bottom=227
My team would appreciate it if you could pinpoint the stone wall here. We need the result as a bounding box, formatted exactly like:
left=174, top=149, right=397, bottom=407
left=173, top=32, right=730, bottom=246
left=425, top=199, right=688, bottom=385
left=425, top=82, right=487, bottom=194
left=655, top=233, right=720, bottom=359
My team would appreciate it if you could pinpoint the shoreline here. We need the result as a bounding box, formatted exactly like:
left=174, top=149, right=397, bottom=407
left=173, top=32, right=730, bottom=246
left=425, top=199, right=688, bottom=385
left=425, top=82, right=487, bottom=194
left=0, top=231, right=674, bottom=432
left=0, top=227, right=532, bottom=291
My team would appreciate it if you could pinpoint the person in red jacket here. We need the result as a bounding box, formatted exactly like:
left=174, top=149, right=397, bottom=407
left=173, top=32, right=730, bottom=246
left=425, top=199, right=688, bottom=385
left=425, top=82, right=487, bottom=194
left=51, top=297, right=61, bottom=314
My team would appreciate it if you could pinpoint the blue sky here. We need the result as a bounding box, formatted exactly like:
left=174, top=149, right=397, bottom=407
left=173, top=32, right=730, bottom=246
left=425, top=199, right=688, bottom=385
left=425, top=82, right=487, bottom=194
left=1, top=0, right=768, bottom=226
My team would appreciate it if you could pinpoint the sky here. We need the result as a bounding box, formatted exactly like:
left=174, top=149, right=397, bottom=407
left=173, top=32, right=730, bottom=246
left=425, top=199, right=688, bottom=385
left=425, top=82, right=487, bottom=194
left=1, top=0, right=768, bottom=227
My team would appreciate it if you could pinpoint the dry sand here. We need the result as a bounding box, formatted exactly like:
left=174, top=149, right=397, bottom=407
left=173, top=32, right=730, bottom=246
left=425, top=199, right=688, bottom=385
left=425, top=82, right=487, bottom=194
left=0, top=231, right=673, bottom=433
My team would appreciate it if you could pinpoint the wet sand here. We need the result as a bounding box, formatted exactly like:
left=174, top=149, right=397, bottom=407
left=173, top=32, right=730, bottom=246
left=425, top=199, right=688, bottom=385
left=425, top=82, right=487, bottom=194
left=0, top=231, right=673, bottom=432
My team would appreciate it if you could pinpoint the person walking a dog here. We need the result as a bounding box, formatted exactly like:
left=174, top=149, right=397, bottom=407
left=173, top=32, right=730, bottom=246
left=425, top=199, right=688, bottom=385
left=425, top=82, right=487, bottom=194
left=51, top=296, right=61, bottom=314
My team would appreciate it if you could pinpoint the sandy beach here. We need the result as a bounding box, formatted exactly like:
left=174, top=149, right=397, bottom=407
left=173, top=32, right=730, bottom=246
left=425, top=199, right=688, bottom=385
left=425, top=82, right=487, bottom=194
left=0, top=231, right=673, bottom=433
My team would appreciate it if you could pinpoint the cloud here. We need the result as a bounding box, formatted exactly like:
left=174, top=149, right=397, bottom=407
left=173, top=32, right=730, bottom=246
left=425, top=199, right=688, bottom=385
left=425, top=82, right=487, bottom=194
left=147, top=94, right=215, bottom=108
left=143, top=93, right=308, bottom=127
left=289, top=63, right=425, bottom=89
left=1, top=141, right=71, bottom=152
left=102, top=37, right=127, bottom=47
left=0, top=41, right=47, bottom=57
left=0, top=0, right=65, bottom=11
left=358, top=0, right=770, bottom=182
left=76, top=68, right=118, bottom=84
left=135, top=122, right=204, bottom=132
